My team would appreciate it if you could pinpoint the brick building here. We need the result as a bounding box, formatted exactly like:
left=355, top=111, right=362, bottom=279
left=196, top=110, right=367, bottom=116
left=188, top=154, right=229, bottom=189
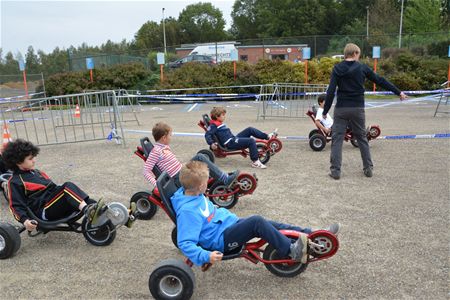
left=175, top=42, right=308, bottom=64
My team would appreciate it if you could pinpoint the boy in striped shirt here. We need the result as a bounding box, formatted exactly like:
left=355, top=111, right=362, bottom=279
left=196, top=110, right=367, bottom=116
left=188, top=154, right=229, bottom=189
left=144, top=122, right=239, bottom=188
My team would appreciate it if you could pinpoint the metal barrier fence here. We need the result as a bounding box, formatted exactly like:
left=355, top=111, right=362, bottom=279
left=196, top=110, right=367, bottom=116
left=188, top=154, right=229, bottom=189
left=257, top=83, right=327, bottom=119
left=434, top=81, right=450, bottom=117
left=0, top=90, right=140, bottom=146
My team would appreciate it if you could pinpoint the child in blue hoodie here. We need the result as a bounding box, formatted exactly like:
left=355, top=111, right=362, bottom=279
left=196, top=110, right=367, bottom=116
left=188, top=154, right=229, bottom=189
left=171, top=161, right=340, bottom=266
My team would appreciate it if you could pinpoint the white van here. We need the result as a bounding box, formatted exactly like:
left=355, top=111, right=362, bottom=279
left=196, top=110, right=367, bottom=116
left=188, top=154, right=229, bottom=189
left=189, top=43, right=237, bottom=63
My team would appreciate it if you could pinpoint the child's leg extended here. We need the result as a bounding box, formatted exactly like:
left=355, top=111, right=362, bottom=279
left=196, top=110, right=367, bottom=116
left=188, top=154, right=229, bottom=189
left=43, top=182, right=92, bottom=220
left=236, top=127, right=269, bottom=140
left=268, top=220, right=312, bottom=234
left=191, top=153, right=227, bottom=182
left=227, top=138, right=259, bottom=161
left=222, top=215, right=292, bottom=257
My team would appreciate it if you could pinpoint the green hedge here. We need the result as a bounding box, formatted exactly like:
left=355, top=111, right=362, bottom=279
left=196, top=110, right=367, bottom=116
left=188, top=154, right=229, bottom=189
left=41, top=52, right=447, bottom=96
left=41, top=63, right=151, bottom=96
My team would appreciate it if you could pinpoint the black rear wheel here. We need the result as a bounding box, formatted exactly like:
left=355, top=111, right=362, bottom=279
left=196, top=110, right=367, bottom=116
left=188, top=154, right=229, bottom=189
left=149, top=259, right=196, bottom=300
left=130, top=191, right=158, bottom=220
left=257, top=144, right=271, bottom=164
left=309, top=134, right=326, bottom=151
left=0, top=222, right=21, bottom=259
left=82, top=218, right=116, bottom=246
left=263, top=241, right=308, bottom=277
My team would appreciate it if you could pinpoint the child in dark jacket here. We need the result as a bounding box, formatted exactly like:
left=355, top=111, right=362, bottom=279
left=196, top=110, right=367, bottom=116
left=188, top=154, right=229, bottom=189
left=205, top=107, right=277, bottom=169
left=2, top=139, right=102, bottom=232
left=171, top=160, right=340, bottom=266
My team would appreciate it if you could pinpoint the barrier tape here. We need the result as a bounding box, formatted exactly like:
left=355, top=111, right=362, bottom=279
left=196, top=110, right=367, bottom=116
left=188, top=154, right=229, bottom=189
left=125, top=129, right=450, bottom=140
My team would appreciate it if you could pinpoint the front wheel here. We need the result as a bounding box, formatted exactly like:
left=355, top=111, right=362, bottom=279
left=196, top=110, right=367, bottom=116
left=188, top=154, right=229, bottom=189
left=0, top=222, right=21, bottom=259
left=262, top=242, right=308, bottom=277
left=82, top=218, right=116, bottom=246
left=236, top=173, right=258, bottom=196
left=208, top=184, right=239, bottom=209
left=257, top=144, right=271, bottom=164
left=149, top=259, right=196, bottom=300
left=130, top=191, right=158, bottom=220
left=309, top=134, right=327, bottom=151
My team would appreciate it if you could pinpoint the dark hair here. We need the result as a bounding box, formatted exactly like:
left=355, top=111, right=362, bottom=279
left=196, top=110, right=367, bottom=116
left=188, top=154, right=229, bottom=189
left=2, top=139, right=40, bottom=171
left=317, top=94, right=326, bottom=104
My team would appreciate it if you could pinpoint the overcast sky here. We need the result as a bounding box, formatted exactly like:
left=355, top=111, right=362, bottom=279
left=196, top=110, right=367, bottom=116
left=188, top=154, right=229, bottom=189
left=0, top=0, right=234, bottom=56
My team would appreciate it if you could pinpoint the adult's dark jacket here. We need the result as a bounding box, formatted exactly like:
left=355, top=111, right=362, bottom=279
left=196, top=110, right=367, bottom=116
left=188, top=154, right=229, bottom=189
left=8, top=169, right=57, bottom=223
left=323, top=60, right=401, bottom=115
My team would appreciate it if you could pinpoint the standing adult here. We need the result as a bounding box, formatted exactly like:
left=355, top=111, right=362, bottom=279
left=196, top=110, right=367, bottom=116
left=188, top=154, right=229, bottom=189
left=323, top=43, right=407, bottom=179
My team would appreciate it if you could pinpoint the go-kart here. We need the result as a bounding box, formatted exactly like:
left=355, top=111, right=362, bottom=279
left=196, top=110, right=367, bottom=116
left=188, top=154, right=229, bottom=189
left=306, top=107, right=381, bottom=152
left=0, top=175, right=136, bottom=259
left=147, top=172, right=340, bottom=300
left=197, top=114, right=283, bottom=165
left=130, top=137, right=258, bottom=222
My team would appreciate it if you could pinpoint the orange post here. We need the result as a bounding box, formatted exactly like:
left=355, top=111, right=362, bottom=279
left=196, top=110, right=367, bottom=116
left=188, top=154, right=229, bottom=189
left=373, top=58, right=378, bottom=92
left=2, top=123, right=12, bottom=149
left=160, top=64, right=164, bottom=82
left=22, top=70, right=29, bottom=99
left=447, top=61, right=450, bottom=88
left=233, top=61, right=237, bottom=80
left=89, top=69, right=93, bottom=82
left=305, top=60, right=308, bottom=84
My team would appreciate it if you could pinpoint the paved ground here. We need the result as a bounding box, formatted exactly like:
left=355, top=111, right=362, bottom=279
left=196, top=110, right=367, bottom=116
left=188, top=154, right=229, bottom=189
left=0, top=97, right=449, bottom=299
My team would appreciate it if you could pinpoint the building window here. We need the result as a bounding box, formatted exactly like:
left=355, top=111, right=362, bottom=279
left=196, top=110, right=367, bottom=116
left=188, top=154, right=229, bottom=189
left=271, top=54, right=287, bottom=60
left=240, top=55, right=248, bottom=61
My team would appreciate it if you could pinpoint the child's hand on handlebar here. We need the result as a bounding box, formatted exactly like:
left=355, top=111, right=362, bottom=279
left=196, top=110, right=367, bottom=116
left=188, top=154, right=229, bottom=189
left=24, top=219, right=38, bottom=231
left=209, top=251, right=223, bottom=264
left=211, top=143, right=218, bottom=150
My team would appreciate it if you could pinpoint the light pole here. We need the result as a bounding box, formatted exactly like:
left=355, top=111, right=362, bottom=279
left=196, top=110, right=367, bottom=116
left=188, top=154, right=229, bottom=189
left=366, top=6, right=369, bottom=40
left=162, top=8, right=167, bottom=57
left=398, top=0, right=405, bottom=48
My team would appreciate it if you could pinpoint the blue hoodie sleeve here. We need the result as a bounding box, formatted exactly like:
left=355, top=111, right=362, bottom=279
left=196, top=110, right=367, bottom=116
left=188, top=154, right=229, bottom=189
left=205, top=124, right=217, bottom=146
left=177, top=209, right=211, bottom=266
left=323, top=68, right=338, bottom=115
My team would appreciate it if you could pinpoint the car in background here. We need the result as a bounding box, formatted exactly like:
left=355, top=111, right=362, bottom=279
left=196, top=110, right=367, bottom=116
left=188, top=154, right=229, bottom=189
left=168, top=54, right=216, bottom=69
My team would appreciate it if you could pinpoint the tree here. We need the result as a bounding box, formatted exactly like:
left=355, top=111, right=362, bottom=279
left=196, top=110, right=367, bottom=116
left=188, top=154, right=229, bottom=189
left=25, top=46, right=41, bottom=74
left=404, top=0, right=443, bottom=33
left=134, top=21, right=163, bottom=51
left=178, top=2, right=227, bottom=43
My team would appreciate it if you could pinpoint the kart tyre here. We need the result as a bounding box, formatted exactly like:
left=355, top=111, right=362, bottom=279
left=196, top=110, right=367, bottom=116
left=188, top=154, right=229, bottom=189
left=308, top=129, right=319, bottom=139
left=309, top=134, right=326, bottom=151
left=368, top=126, right=381, bottom=139
left=268, top=138, right=282, bottom=154
left=0, top=222, right=21, bottom=259
left=208, top=184, right=239, bottom=209
left=350, top=139, right=359, bottom=148
left=196, top=149, right=215, bottom=163
left=237, top=173, right=258, bottom=196
left=257, top=144, right=271, bottom=164
left=308, top=230, right=339, bottom=259
left=82, top=218, right=116, bottom=246
left=263, top=242, right=308, bottom=277
left=130, top=191, right=158, bottom=220
left=171, top=226, right=178, bottom=249
left=149, top=259, right=195, bottom=300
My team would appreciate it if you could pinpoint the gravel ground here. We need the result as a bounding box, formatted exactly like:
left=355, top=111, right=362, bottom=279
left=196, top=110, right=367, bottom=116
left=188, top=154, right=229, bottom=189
left=0, top=98, right=448, bottom=299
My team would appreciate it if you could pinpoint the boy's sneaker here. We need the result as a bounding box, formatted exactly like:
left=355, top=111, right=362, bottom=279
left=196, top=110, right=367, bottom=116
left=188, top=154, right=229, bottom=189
left=85, top=199, right=106, bottom=225
left=126, top=202, right=137, bottom=228
left=290, top=233, right=309, bottom=263
left=251, top=160, right=267, bottom=169
left=268, top=128, right=278, bottom=139
left=323, top=223, right=340, bottom=235
left=364, top=167, right=373, bottom=178
left=224, top=170, right=240, bottom=188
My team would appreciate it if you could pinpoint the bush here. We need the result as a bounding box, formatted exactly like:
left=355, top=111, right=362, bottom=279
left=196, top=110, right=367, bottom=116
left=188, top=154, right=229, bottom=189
left=42, top=63, right=151, bottom=96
